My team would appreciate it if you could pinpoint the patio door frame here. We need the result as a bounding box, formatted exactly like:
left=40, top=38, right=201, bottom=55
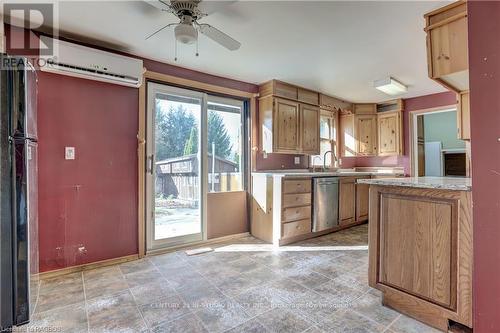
left=146, top=83, right=208, bottom=251
left=138, top=70, right=257, bottom=257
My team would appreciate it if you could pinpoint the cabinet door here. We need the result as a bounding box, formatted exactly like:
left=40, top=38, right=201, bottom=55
left=340, top=114, right=356, bottom=157
left=274, top=98, right=299, bottom=152
left=356, top=181, right=369, bottom=222
left=300, top=104, right=320, bottom=154
left=379, top=194, right=456, bottom=309
left=429, top=16, right=468, bottom=79
left=378, top=112, right=401, bottom=156
left=339, top=178, right=356, bottom=225
left=457, top=91, right=470, bottom=140
left=357, top=115, right=377, bottom=156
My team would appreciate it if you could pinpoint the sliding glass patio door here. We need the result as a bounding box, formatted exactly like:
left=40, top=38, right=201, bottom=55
left=146, top=83, right=246, bottom=251
left=146, top=83, right=207, bottom=250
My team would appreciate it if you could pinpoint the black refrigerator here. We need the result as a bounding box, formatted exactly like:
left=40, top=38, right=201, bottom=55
left=0, top=56, right=39, bottom=329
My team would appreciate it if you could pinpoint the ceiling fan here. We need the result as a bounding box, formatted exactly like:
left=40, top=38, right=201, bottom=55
left=144, top=0, right=241, bottom=60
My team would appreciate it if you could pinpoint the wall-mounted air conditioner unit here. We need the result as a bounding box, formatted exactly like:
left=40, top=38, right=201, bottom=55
left=39, top=36, right=143, bottom=88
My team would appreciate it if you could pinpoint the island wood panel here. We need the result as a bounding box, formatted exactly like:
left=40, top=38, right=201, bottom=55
left=379, top=194, right=456, bottom=309
left=368, top=185, right=472, bottom=330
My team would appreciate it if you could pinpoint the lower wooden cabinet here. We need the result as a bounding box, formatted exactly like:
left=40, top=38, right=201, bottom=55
left=339, top=177, right=356, bottom=225
left=368, top=185, right=472, bottom=331
left=355, top=181, right=369, bottom=222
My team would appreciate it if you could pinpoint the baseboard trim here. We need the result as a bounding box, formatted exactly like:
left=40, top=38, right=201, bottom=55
left=146, top=232, right=251, bottom=257
left=38, top=232, right=251, bottom=279
left=39, top=254, right=139, bottom=280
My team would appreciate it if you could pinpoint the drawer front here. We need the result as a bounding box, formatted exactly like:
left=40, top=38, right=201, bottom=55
left=283, top=193, right=311, bottom=208
left=283, top=206, right=311, bottom=222
left=283, top=179, right=311, bottom=194
left=275, top=81, right=298, bottom=100
left=298, top=88, right=319, bottom=105
left=282, top=219, right=312, bottom=238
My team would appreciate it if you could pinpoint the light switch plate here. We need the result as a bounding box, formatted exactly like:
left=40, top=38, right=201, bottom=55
left=294, top=156, right=301, bottom=165
left=65, top=147, right=75, bottom=160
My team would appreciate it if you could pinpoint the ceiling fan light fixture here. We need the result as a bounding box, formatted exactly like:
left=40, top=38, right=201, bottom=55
left=174, top=23, right=198, bottom=44
left=374, top=77, right=408, bottom=96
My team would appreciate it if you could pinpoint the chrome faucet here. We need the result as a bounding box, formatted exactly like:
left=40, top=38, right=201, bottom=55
left=312, top=156, right=322, bottom=172
left=323, top=150, right=338, bottom=171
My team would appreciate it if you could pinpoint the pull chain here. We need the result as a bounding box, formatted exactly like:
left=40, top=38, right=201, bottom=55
left=174, top=39, right=178, bottom=62
left=196, top=38, right=199, bottom=57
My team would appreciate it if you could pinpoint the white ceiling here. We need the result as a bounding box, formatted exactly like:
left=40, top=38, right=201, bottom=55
left=40, top=1, right=451, bottom=102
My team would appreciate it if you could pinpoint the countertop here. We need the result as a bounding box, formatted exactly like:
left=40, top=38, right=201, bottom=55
left=252, top=169, right=404, bottom=178
left=357, top=177, right=472, bottom=191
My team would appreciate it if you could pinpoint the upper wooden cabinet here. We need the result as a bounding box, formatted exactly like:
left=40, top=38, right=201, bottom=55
left=457, top=91, right=470, bottom=140
left=258, top=80, right=322, bottom=155
left=320, top=94, right=353, bottom=113
left=356, top=115, right=378, bottom=156
left=259, top=96, right=319, bottom=154
left=300, top=104, right=320, bottom=154
left=424, top=0, right=469, bottom=92
left=354, top=103, right=377, bottom=115
left=377, top=111, right=403, bottom=156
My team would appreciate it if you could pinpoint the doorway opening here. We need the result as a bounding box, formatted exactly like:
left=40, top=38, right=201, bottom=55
left=412, top=108, right=467, bottom=177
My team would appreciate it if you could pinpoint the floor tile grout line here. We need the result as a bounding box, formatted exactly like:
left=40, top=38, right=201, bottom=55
left=382, top=314, right=402, bottom=332
left=80, top=271, right=90, bottom=333
left=116, top=263, right=150, bottom=331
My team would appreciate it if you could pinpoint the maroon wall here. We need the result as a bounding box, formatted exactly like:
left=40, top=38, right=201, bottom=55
left=341, top=91, right=456, bottom=174
left=38, top=73, right=139, bottom=271
left=468, top=2, right=500, bottom=331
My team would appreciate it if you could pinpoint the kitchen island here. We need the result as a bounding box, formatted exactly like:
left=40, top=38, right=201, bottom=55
left=358, top=177, right=472, bottom=332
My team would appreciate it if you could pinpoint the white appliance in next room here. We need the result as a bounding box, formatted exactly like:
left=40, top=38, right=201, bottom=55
left=39, top=36, right=143, bottom=88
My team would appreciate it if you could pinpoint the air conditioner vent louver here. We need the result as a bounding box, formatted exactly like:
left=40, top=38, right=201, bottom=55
left=40, top=36, right=143, bottom=88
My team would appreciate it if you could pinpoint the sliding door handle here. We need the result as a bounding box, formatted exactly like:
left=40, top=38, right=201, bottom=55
left=147, top=154, right=154, bottom=174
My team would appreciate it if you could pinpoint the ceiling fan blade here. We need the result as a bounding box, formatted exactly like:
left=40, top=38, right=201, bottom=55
left=198, top=24, right=241, bottom=51
left=146, top=23, right=177, bottom=40
left=143, top=0, right=173, bottom=12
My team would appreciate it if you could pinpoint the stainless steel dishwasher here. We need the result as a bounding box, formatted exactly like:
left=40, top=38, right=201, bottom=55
left=313, top=177, right=339, bottom=232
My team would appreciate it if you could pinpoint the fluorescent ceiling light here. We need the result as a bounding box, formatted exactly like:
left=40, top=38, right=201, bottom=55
left=374, top=77, right=408, bottom=96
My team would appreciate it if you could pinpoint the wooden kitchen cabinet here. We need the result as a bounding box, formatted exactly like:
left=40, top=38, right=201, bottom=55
left=300, top=103, right=320, bottom=154
left=356, top=115, right=377, bottom=156
left=425, top=0, right=469, bottom=92
left=339, top=177, right=356, bottom=225
left=354, top=103, right=377, bottom=115
left=274, top=97, right=300, bottom=152
left=368, top=185, right=473, bottom=331
left=377, top=111, right=403, bottom=156
left=457, top=91, right=470, bottom=140
left=340, top=114, right=377, bottom=157
left=355, top=180, right=369, bottom=222
left=259, top=80, right=320, bottom=155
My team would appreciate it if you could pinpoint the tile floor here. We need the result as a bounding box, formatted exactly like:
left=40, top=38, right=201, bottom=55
left=21, top=224, right=441, bottom=333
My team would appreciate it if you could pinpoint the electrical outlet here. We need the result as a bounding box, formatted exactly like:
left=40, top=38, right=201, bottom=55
left=294, top=156, right=301, bottom=165
left=65, top=147, right=75, bottom=160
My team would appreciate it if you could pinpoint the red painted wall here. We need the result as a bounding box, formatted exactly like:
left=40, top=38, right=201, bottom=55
left=468, top=2, right=500, bottom=331
left=341, top=91, right=456, bottom=174
left=38, top=73, right=139, bottom=271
